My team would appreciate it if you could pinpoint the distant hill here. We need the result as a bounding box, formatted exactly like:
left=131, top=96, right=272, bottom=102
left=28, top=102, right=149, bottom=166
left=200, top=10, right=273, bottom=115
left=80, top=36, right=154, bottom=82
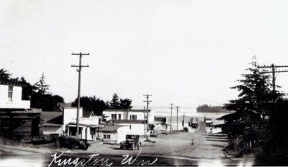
left=196, top=104, right=230, bottom=113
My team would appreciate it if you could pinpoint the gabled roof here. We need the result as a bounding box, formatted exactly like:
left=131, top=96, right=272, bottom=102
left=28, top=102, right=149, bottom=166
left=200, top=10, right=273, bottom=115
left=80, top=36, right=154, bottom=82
left=103, top=109, right=150, bottom=112
left=41, top=111, right=63, bottom=125
left=100, top=125, right=126, bottom=133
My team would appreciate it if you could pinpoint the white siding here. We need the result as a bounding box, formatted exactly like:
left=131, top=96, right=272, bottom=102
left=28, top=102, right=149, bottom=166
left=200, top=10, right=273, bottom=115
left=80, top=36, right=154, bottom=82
left=99, top=126, right=129, bottom=143
left=103, top=110, right=154, bottom=122
left=103, top=111, right=126, bottom=120
left=0, top=85, right=30, bottom=109
left=116, top=123, right=145, bottom=136
left=63, top=108, right=83, bottom=131
left=128, top=111, right=145, bottom=120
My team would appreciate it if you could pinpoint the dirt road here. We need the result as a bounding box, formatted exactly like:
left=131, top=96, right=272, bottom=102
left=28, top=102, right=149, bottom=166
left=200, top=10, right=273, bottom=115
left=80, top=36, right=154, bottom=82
left=0, top=122, right=254, bottom=166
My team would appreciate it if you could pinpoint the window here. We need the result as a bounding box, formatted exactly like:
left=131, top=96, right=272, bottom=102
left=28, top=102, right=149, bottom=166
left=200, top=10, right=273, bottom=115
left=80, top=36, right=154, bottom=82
left=118, top=114, right=121, bottom=120
left=8, top=85, right=13, bottom=102
left=104, top=134, right=111, bottom=139
left=130, top=115, right=137, bottom=120
left=111, top=114, right=117, bottom=120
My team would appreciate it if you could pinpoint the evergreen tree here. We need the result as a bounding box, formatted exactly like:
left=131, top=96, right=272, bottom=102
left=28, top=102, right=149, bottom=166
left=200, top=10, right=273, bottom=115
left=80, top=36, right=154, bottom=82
left=120, top=98, right=132, bottom=109
left=71, top=96, right=107, bottom=115
left=110, top=93, right=120, bottom=109
left=0, top=68, right=11, bottom=81
left=34, top=73, right=50, bottom=95
left=219, top=62, right=283, bottom=155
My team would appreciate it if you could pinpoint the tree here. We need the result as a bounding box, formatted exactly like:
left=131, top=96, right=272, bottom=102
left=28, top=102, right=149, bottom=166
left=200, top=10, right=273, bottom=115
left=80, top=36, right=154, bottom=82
left=71, top=96, right=107, bottom=116
left=107, top=93, right=133, bottom=109
left=31, top=73, right=65, bottom=111
left=120, top=98, right=132, bottom=109
left=218, top=62, right=283, bottom=155
left=19, top=77, right=35, bottom=100
left=110, top=93, right=120, bottom=109
left=34, top=73, right=50, bottom=95
left=264, top=99, right=288, bottom=153
left=0, top=68, right=11, bottom=81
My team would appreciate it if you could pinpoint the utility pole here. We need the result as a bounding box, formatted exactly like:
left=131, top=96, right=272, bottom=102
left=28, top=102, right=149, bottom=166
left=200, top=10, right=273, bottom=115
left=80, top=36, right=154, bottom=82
left=143, top=94, right=152, bottom=139
left=71, top=52, right=89, bottom=137
left=170, top=103, right=174, bottom=134
left=182, top=112, right=185, bottom=129
left=176, top=106, right=180, bottom=132
left=258, top=64, right=288, bottom=93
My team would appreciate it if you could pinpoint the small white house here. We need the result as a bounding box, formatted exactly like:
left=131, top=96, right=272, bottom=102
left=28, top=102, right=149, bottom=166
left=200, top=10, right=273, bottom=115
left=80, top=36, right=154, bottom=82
left=153, top=117, right=169, bottom=131
left=99, top=125, right=130, bottom=143
left=63, top=108, right=103, bottom=141
left=0, top=81, right=30, bottom=109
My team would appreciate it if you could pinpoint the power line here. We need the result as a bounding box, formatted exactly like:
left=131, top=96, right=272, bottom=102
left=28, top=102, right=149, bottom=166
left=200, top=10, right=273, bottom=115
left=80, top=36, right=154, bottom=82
left=257, top=64, right=288, bottom=92
left=71, top=52, right=89, bottom=137
left=176, top=106, right=180, bottom=131
left=169, top=103, right=174, bottom=134
left=143, top=94, right=152, bottom=140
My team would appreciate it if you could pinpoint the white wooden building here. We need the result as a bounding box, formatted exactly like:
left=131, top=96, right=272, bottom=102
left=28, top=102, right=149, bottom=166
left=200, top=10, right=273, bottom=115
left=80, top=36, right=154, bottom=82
left=102, top=109, right=154, bottom=136
left=98, top=125, right=130, bottom=143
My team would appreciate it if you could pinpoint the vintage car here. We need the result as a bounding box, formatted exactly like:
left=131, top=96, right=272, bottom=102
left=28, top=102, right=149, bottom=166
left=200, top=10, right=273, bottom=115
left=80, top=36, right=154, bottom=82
left=120, top=139, right=140, bottom=150
left=120, top=135, right=141, bottom=150
left=58, top=136, right=90, bottom=150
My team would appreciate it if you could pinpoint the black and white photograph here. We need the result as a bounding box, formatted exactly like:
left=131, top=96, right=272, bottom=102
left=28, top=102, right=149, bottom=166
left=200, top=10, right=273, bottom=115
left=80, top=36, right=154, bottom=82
left=1, top=0, right=288, bottom=166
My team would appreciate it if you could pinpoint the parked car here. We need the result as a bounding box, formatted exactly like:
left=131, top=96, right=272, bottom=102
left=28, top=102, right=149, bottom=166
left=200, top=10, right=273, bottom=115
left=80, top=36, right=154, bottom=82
left=150, top=130, right=158, bottom=137
left=58, top=136, right=90, bottom=150
left=120, top=139, right=140, bottom=150
left=120, top=135, right=140, bottom=150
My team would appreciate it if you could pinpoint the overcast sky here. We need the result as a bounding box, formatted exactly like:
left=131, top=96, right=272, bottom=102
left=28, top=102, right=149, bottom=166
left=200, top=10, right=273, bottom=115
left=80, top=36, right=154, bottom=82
left=1, top=0, right=288, bottom=115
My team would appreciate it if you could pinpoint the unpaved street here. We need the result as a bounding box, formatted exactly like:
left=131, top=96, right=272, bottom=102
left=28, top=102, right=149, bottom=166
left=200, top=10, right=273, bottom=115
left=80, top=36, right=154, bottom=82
left=0, top=122, right=254, bottom=166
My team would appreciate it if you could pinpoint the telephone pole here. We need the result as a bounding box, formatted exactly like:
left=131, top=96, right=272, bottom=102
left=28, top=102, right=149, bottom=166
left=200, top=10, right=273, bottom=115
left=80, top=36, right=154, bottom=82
left=71, top=52, right=89, bottom=137
left=182, top=112, right=185, bottom=129
left=143, top=94, right=152, bottom=139
left=257, top=64, right=288, bottom=93
left=170, top=103, right=174, bottom=134
left=176, top=106, right=180, bottom=132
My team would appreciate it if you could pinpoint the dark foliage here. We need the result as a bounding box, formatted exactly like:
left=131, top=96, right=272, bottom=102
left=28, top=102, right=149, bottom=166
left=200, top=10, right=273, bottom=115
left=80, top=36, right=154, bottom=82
left=218, top=62, right=284, bottom=156
left=71, top=96, right=107, bottom=116
left=107, top=93, right=132, bottom=109
left=0, top=69, right=65, bottom=111
left=197, top=104, right=229, bottom=113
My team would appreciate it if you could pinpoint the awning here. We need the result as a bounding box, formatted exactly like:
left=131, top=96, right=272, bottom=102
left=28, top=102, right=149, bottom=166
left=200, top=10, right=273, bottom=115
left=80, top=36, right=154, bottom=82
left=68, top=122, right=104, bottom=128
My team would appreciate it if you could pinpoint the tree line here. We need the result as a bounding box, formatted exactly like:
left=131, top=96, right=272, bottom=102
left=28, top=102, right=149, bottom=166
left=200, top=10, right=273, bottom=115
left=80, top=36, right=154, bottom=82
left=217, top=61, right=288, bottom=162
left=0, top=69, right=132, bottom=115
left=196, top=104, right=229, bottom=113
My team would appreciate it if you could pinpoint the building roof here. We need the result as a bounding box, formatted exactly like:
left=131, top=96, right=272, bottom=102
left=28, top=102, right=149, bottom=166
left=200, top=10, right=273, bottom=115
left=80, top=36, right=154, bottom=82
left=100, top=125, right=126, bottom=133
left=82, top=110, right=102, bottom=118
left=111, top=119, right=146, bottom=124
left=0, top=80, right=23, bottom=86
left=41, top=111, right=63, bottom=125
left=0, top=108, right=41, bottom=113
left=103, top=109, right=150, bottom=112
left=68, top=122, right=104, bottom=128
